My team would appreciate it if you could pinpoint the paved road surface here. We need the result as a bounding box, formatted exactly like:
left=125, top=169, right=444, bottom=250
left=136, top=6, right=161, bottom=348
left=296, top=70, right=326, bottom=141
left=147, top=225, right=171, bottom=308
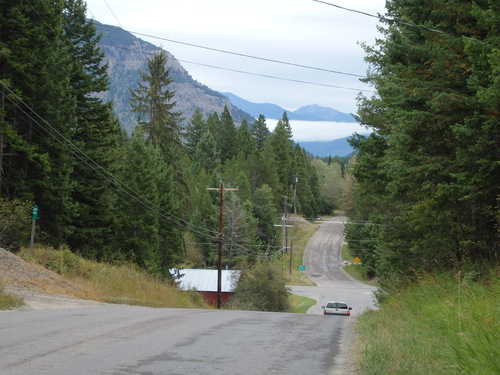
left=0, top=216, right=376, bottom=374
left=290, top=215, right=377, bottom=316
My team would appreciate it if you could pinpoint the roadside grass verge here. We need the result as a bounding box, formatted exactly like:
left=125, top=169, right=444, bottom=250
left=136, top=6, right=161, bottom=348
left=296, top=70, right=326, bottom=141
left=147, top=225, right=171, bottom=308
left=341, top=244, right=378, bottom=287
left=288, top=294, right=316, bottom=314
left=356, top=271, right=500, bottom=375
left=284, top=214, right=318, bottom=286
left=21, top=246, right=209, bottom=309
left=0, top=279, right=23, bottom=310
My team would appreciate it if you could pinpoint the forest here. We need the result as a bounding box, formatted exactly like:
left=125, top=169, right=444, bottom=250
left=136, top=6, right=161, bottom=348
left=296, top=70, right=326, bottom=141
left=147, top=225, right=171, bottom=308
left=345, top=0, right=499, bottom=286
left=1, top=0, right=498, bottom=286
left=0, top=0, right=348, bottom=277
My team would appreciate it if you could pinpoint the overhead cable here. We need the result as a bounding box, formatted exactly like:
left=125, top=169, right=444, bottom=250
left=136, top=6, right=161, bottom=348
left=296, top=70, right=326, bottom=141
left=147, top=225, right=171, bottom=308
left=95, top=23, right=366, bottom=78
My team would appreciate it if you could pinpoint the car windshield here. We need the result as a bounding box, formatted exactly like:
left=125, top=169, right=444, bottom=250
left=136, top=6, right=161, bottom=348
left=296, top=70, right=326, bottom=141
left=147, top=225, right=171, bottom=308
left=338, top=304, right=348, bottom=309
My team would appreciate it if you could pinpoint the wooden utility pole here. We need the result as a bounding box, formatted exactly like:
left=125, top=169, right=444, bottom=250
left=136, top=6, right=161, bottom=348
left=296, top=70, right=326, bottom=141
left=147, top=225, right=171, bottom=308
left=274, top=197, right=293, bottom=279
left=206, top=182, right=238, bottom=309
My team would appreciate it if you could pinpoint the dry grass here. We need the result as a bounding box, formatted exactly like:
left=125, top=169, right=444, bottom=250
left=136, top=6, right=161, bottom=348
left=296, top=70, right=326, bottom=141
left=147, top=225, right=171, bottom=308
left=283, top=215, right=318, bottom=285
left=0, top=279, right=24, bottom=310
left=19, top=246, right=209, bottom=309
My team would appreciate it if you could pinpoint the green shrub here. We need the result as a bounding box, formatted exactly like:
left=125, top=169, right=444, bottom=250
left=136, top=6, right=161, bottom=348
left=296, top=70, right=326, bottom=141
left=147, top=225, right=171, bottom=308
left=227, top=261, right=290, bottom=312
left=0, top=198, right=33, bottom=249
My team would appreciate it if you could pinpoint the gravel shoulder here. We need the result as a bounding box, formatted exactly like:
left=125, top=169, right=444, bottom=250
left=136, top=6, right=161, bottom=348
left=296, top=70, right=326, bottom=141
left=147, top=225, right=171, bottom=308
left=0, top=248, right=102, bottom=310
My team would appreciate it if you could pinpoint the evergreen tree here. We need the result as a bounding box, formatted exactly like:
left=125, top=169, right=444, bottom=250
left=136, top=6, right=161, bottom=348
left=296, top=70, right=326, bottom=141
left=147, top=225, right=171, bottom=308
left=111, top=136, right=163, bottom=270
left=352, top=0, right=499, bottom=281
left=251, top=114, right=269, bottom=151
left=129, top=50, right=183, bottom=164
left=0, top=0, right=77, bottom=245
left=269, top=119, right=292, bottom=189
left=191, top=130, right=220, bottom=172
left=63, top=0, right=123, bottom=256
left=224, top=193, right=260, bottom=267
left=236, top=118, right=256, bottom=156
left=252, top=184, right=279, bottom=246
left=186, top=107, right=205, bottom=156
left=218, top=105, right=238, bottom=163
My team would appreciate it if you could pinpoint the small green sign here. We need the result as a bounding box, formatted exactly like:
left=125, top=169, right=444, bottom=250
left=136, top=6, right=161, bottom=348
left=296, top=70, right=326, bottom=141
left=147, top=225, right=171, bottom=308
left=32, top=205, right=38, bottom=220
left=299, top=265, right=305, bottom=271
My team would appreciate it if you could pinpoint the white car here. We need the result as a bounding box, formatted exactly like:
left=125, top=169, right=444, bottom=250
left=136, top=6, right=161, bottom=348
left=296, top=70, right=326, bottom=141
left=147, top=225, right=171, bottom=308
left=322, top=301, right=352, bottom=316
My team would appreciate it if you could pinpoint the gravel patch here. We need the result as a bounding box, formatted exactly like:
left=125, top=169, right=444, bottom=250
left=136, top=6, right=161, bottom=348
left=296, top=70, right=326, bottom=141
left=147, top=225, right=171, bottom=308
left=1, top=248, right=101, bottom=310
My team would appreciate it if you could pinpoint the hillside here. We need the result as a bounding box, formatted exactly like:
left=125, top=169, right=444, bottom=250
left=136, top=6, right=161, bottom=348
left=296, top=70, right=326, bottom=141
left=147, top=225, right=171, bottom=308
left=95, top=22, right=253, bottom=134
left=297, top=137, right=355, bottom=157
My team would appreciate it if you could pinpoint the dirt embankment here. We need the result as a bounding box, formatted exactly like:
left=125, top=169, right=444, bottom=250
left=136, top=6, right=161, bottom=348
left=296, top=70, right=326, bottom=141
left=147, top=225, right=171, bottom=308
left=0, top=248, right=102, bottom=310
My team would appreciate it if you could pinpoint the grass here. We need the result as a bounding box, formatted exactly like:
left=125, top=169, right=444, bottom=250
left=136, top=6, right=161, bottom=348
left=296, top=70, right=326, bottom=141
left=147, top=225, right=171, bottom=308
left=341, top=244, right=378, bottom=286
left=20, top=246, right=210, bottom=309
left=0, top=279, right=24, bottom=310
left=356, top=270, right=500, bottom=375
left=288, top=294, right=316, bottom=314
left=283, top=214, right=318, bottom=286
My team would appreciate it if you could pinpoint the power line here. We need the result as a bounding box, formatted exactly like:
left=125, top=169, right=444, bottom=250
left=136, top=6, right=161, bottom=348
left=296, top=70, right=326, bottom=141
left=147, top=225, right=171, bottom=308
left=103, top=0, right=124, bottom=29
left=178, top=59, right=375, bottom=93
left=0, top=81, right=216, bottom=241
left=312, top=0, right=484, bottom=43
left=94, top=23, right=366, bottom=79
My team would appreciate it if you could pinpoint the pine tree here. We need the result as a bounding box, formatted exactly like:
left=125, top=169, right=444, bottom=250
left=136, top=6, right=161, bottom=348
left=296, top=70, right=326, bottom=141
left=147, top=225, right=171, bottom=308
left=63, top=0, right=123, bottom=256
left=352, top=0, right=499, bottom=280
left=186, top=107, right=206, bottom=156
left=0, top=0, right=77, bottom=245
left=252, top=184, right=279, bottom=246
left=218, top=105, right=238, bottom=163
left=251, top=114, right=269, bottom=151
left=130, top=50, right=183, bottom=164
left=269, top=119, right=292, bottom=189
left=236, top=118, right=256, bottom=156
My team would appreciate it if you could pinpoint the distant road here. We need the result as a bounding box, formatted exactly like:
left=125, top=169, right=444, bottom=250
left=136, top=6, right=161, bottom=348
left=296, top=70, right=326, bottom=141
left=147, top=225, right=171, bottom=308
left=290, top=215, right=377, bottom=316
left=0, top=216, right=376, bottom=375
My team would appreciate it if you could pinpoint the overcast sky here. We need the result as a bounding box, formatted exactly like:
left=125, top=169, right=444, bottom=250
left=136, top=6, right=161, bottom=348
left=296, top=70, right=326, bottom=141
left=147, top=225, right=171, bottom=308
left=84, top=0, right=386, bottom=115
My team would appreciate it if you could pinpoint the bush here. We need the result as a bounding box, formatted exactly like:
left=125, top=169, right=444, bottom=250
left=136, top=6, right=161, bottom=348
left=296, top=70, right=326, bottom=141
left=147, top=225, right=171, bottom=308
left=226, top=261, right=290, bottom=312
left=0, top=198, right=33, bottom=249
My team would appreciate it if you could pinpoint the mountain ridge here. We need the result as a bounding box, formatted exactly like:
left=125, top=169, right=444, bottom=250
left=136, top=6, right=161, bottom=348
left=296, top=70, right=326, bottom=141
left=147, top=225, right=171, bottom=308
left=221, top=92, right=356, bottom=122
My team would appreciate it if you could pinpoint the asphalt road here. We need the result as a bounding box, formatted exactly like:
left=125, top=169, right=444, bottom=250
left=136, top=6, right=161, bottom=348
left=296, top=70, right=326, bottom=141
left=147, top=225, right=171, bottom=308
left=290, top=215, right=377, bottom=316
left=0, top=216, right=376, bottom=375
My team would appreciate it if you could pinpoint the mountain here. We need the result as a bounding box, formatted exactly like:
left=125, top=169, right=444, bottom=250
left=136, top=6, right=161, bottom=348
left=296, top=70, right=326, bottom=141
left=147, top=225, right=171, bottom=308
left=221, top=92, right=356, bottom=122
left=95, top=22, right=253, bottom=134
left=294, top=104, right=356, bottom=122
left=297, top=137, right=355, bottom=158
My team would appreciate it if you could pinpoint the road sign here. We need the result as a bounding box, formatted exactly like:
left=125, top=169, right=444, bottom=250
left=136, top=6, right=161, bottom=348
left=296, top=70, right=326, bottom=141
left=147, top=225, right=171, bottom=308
left=299, top=265, right=305, bottom=271
left=32, top=205, right=38, bottom=220
left=354, top=257, right=360, bottom=264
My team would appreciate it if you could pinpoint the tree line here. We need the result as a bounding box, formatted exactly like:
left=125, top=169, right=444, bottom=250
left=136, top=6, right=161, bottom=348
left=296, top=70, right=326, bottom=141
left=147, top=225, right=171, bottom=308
left=0, top=0, right=349, bottom=276
left=345, top=0, right=499, bottom=286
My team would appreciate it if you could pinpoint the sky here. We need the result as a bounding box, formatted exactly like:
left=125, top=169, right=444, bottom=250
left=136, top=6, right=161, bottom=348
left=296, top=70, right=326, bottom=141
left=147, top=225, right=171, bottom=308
left=84, top=0, right=387, bottom=116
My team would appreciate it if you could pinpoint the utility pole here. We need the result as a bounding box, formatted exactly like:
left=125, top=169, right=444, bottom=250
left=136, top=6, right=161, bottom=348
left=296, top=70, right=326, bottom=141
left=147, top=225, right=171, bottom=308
left=274, top=197, right=293, bottom=279
left=206, top=182, right=238, bottom=309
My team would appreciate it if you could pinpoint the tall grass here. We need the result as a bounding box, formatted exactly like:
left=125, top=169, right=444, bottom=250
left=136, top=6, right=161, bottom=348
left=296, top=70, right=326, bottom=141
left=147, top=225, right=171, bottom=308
left=21, top=246, right=209, bottom=309
left=0, top=279, right=24, bottom=310
left=283, top=215, right=318, bottom=285
left=356, top=270, right=500, bottom=375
